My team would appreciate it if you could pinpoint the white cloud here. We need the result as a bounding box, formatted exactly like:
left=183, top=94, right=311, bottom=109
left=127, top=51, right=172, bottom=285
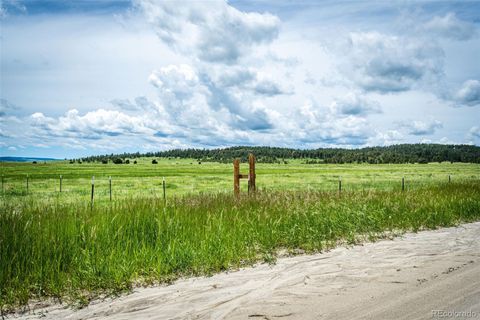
left=329, top=93, right=381, bottom=116
left=292, top=99, right=372, bottom=146
left=2, top=1, right=479, bottom=156
left=148, top=63, right=275, bottom=131
left=205, top=65, right=290, bottom=96
left=469, top=126, right=480, bottom=139
left=424, top=13, right=476, bottom=41
left=399, top=119, right=443, bottom=136
left=455, top=80, right=480, bottom=107
left=340, top=32, right=444, bottom=93
left=136, top=0, right=280, bottom=64
left=368, top=130, right=404, bottom=146
left=148, top=64, right=205, bottom=122
left=30, top=109, right=158, bottom=140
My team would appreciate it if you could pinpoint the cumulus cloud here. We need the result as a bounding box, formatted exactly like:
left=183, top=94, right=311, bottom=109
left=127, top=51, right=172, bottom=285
left=30, top=109, right=158, bottom=140
left=455, top=80, right=480, bottom=107
left=424, top=13, right=476, bottom=41
left=372, top=130, right=404, bottom=146
left=329, top=93, right=381, bottom=116
left=206, top=66, right=289, bottom=96
left=137, top=0, right=280, bottom=64
left=4, top=1, right=478, bottom=154
left=469, top=126, right=480, bottom=139
left=129, top=1, right=293, bottom=143
left=399, top=119, right=443, bottom=136
left=253, top=79, right=285, bottom=96
left=292, top=99, right=372, bottom=146
left=342, top=32, right=443, bottom=93
left=148, top=63, right=277, bottom=132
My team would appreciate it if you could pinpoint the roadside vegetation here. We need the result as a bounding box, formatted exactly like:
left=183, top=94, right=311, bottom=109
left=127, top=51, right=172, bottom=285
left=1, top=178, right=480, bottom=311
left=1, top=158, right=479, bottom=312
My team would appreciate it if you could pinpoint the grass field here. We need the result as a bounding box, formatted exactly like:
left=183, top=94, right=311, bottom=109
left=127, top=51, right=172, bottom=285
left=1, top=160, right=480, bottom=312
left=1, top=159, right=479, bottom=201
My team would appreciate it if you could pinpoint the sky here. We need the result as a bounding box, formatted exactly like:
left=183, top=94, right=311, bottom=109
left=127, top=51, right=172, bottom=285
left=1, top=0, right=480, bottom=158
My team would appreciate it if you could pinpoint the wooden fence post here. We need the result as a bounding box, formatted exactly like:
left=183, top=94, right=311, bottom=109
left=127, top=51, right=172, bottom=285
left=60, top=175, right=62, bottom=192
left=448, top=175, right=451, bottom=183
left=91, top=176, right=95, bottom=209
left=26, top=174, right=29, bottom=194
left=233, top=154, right=256, bottom=196
left=109, top=176, right=112, bottom=201
left=162, top=177, right=166, bottom=202
left=338, top=176, right=342, bottom=193
left=233, top=159, right=240, bottom=196
left=402, top=176, right=405, bottom=191
left=248, top=153, right=256, bottom=193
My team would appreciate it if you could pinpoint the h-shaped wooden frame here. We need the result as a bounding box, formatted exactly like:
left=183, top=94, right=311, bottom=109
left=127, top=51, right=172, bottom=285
left=233, top=153, right=256, bottom=196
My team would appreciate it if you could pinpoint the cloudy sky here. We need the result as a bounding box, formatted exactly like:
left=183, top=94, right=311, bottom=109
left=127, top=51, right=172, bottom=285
left=1, top=0, right=479, bottom=158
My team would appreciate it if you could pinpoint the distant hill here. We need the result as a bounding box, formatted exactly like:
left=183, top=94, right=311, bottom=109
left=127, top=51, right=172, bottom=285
left=80, top=144, right=480, bottom=164
left=0, top=157, right=59, bottom=163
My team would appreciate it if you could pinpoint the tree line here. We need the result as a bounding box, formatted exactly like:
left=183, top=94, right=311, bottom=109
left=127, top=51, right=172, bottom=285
left=77, top=144, right=480, bottom=164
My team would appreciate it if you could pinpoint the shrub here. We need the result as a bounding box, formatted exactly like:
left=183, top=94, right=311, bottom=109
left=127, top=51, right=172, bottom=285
left=152, top=159, right=158, bottom=164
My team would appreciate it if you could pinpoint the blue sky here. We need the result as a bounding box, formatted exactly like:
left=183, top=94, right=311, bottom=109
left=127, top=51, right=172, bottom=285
left=1, top=0, right=479, bottom=158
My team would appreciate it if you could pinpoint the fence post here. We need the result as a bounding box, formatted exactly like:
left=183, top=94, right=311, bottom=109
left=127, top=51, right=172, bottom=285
left=233, top=159, right=240, bottom=196
left=248, top=153, right=256, bottom=193
left=1, top=175, right=4, bottom=194
left=109, top=176, right=112, bottom=201
left=338, top=176, right=342, bottom=193
left=60, top=175, right=62, bottom=192
left=162, top=177, right=166, bottom=202
left=402, top=176, right=405, bottom=191
left=26, top=174, right=29, bottom=194
left=91, top=176, right=95, bottom=209
left=448, top=174, right=451, bottom=183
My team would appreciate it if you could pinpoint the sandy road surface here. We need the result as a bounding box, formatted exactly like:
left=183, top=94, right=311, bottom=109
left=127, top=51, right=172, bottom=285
left=14, top=222, right=480, bottom=320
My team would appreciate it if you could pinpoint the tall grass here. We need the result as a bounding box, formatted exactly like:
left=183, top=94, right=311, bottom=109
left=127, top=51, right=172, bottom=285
left=1, top=181, right=480, bottom=311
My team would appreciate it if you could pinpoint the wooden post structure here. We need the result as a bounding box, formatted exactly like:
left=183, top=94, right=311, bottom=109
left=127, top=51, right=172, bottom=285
left=233, top=153, right=256, bottom=196
left=402, top=176, right=405, bottom=191
left=338, top=176, right=342, bottom=193
left=91, top=176, right=95, bottom=209
left=248, top=153, right=256, bottom=194
left=233, top=159, right=240, bottom=196
left=26, top=174, right=29, bottom=194
left=109, top=176, right=112, bottom=201
left=162, top=177, right=166, bottom=202
left=448, top=175, right=451, bottom=183
left=60, top=175, right=62, bottom=192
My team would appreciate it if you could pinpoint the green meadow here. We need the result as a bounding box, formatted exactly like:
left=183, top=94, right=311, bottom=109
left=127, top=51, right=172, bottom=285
left=1, top=159, right=479, bottom=201
left=1, top=159, right=480, bottom=311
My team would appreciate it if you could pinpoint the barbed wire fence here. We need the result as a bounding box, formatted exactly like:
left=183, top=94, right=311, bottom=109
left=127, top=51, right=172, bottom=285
left=1, top=171, right=478, bottom=206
